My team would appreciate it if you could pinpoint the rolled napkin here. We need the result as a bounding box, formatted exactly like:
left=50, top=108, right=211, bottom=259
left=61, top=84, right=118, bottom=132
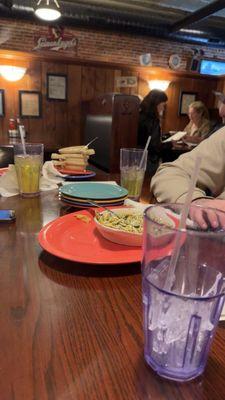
left=124, top=199, right=195, bottom=228
left=52, top=145, right=95, bottom=172
left=0, top=161, right=66, bottom=197
left=124, top=198, right=149, bottom=211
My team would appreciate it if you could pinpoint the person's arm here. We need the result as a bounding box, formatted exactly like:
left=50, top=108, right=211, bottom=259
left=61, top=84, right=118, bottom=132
left=151, top=127, right=225, bottom=203
left=182, top=135, right=203, bottom=144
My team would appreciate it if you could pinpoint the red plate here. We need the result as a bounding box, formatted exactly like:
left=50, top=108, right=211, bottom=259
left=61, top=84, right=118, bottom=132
left=38, top=209, right=142, bottom=264
left=0, top=167, right=8, bottom=176
left=57, top=168, right=93, bottom=176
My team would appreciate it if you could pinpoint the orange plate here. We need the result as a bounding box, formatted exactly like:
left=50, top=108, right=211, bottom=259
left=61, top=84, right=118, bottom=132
left=57, top=168, right=93, bottom=176
left=38, top=209, right=142, bottom=264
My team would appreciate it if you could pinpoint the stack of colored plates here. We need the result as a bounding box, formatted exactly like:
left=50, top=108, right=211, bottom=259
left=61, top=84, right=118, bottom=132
left=56, top=167, right=96, bottom=181
left=59, top=182, right=128, bottom=208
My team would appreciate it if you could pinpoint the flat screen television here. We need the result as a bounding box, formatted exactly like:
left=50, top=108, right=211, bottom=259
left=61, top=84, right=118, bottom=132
left=199, top=59, right=225, bottom=76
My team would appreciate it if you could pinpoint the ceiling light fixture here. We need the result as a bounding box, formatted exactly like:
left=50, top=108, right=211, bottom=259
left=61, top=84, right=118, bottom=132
left=35, top=0, right=61, bottom=21
left=0, top=66, right=27, bottom=81
left=148, top=80, right=171, bottom=91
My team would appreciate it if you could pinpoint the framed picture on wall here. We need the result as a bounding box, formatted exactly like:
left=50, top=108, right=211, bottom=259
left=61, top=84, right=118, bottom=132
left=47, top=73, right=67, bottom=101
left=19, top=91, right=41, bottom=118
left=0, top=89, right=5, bottom=117
left=179, top=91, right=197, bottom=116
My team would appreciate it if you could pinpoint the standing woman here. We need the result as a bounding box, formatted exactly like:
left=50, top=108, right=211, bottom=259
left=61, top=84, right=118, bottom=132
left=138, top=89, right=168, bottom=176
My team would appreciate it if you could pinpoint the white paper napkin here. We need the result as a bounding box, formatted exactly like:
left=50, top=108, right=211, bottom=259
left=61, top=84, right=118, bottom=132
left=0, top=161, right=66, bottom=197
left=124, top=198, right=149, bottom=211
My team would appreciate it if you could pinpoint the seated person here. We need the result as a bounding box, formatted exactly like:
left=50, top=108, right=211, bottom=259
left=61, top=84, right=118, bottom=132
left=150, top=126, right=225, bottom=228
left=206, top=92, right=225, bottom=137
left=183, top=101, right=211, bottom=144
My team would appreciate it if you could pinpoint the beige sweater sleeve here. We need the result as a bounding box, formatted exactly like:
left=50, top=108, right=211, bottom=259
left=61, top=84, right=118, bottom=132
left=151, top=127, right=225, bottom=203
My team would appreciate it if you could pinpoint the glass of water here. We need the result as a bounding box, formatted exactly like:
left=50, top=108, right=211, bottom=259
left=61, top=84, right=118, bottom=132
left=142, top=203, right=225, bottom=382
left=120, top=148, right=148, bottom=201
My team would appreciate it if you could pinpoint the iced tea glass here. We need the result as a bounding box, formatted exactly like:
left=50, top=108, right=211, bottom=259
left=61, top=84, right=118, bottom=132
left=120, top=148, right=147, bottom=201
left=14, top=143, right=44, bottom=197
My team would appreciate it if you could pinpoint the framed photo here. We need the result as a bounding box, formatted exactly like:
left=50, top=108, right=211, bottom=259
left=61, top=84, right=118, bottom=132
left=19, top=91, right=41, bottom=118
left=47, top=73, right=67, bottom=101
left=179, top=91, right=197, bottom=116
left=0, top=89, right=5, bottom=117
left=115, top=76, right=137, bottom=88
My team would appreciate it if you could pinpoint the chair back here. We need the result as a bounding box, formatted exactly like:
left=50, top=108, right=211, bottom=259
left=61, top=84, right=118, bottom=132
left=0, top=146, right=14, bottom=167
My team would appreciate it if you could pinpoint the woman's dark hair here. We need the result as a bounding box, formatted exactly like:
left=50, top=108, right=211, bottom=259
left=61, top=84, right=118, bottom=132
left=140, top=89, right=168, bottom=117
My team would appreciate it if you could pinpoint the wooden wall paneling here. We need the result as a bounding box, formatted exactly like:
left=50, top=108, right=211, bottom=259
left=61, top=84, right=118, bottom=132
left=110, top=94, right=140, bottom=171
left=25, top=60, right=43, bottom=143
left=114, top=69, right=122, bottom=93
left=0, top=91, right=3, bottom=134
left=95, top=67, right=106, bottom=95
left=176, top=77, right=196, bottom=131
left=0, top=77, right=9, bottom=139
left=1, top=80, right=19, bottom=140
left=197, top=79, right=217, bottom=108
left=16, top=66, right=31, bottom=141
left=67, top=64, right=82, bottom=146
left=81, top=66, right=95, bottom=101
left=167, top=76, right=195, bottom=132
left=118, top=75, right=130, bottom=95
left=215, top=77, right=225, bottom=110
left=105, top=69, right=116, bottom=93
left=120, top=68, right=132, bottom=95
left=124, top=69, right=138, bottom=96
left=216, top=77, right=225, bottom=99
left=117, top=67, right=136, bottom=94
left=0, top=49, right=222, bottom=158
left=162, top=80, right=178, bottom=133
left=41, top=62, right=56, bottom=145
left=137, top=74, right=150, bottom=100
left=52, top=63, right=68, bottom=147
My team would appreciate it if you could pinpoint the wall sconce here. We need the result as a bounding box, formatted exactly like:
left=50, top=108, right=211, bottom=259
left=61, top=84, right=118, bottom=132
left=148, top=80, right=171, bottom=91
left=0, top=66, right=27, bottom=82
left=35, top=0, right=61, bottom=21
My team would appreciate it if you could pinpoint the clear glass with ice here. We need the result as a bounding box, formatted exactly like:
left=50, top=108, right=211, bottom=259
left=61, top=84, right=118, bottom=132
left=120, top=148, right=148, bottom=201
left=14, top=143, right=44, bottom=197
left=142, top=204, right=225, bottom=382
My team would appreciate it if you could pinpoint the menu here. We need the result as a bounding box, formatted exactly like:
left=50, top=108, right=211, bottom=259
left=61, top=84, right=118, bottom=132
left=162, top=131, right=187, bottom=143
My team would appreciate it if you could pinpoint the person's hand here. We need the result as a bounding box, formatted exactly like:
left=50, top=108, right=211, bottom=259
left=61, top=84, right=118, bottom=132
left=190, top=198, right=225, bottom=229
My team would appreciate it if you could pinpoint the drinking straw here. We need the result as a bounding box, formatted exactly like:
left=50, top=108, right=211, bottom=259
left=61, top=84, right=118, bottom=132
left=19, top=125, right=26, bottom=156
left=164, top=155, right=202, bottom=290
left=139, top=135, right=151, bottom=169
left=86, top=137, right=98, bottom=147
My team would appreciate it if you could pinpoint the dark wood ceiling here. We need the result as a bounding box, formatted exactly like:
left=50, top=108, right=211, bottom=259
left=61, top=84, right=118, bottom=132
left=2, top=0, right=225, bottom=47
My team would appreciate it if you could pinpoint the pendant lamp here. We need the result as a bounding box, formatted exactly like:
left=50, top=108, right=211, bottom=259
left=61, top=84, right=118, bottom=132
left=35, top=0, right=61, bottom=21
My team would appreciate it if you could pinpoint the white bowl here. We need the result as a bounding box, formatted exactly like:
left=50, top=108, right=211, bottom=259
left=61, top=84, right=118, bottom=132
left=94, top=208, right=143, bottom=247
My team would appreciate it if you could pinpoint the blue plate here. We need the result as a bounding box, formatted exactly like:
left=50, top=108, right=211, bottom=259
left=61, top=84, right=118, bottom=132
left=61, top=182, right=128, bottom=200
left=65, top=172, right=96, bottom=181
left=60, top=197, right=125, bottom=208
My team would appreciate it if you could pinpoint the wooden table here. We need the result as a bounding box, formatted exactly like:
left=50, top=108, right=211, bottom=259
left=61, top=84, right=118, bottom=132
left=1, top=175, right=225, bottom=400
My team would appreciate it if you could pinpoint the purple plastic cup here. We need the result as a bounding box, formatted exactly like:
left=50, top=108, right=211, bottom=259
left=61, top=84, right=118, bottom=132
left=142, top=204, right=225, bottom=382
